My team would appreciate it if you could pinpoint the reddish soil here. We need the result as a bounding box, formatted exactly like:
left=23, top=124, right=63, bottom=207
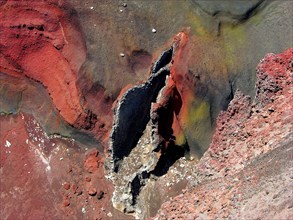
left=0, top=113, right=128, bottom=220
left=0, top=0, right=116, bottom=144
left=0, top=0, right=88, bottom=126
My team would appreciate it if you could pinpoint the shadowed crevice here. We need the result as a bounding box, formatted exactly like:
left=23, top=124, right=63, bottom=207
left=191, top=0, right=268, bottom=24
left=110, top=48, right=174, bottom=172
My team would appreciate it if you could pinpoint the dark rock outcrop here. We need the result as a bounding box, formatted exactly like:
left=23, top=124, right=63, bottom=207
left=0, top=1, right=292, bottom=220
left=106, top=34, right=194, bottom=218
left=109, top=47, right=173, bottom=172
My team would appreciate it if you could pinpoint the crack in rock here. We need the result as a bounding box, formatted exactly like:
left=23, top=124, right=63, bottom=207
left=106, top=42, right=192, bottom=218
left=109, top=47, right=173, bottom=172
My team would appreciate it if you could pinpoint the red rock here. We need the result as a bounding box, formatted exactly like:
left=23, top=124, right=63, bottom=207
left=0, top=0, right=91, bottom=127
left=152, top=48, right=293, bottom=220
left=63, top=182, right=71, bottom=190
left=88, top=187, right=97, bottom=196
left=76, top=189, right=83, bottom=196
left=97, top=191, right=105, bottom=200
left=0, top=113, right=65, bottom=219
left=84, top=149, right=100, bottom=173
left=63, top=199, right=70, bottom=207
left=72, top=184, right=78, bottom=194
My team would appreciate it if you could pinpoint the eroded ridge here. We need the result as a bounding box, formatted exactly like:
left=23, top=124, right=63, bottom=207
left=106, top=33, right=193, bottom=218
left=109, top=47, right=173, bottom=172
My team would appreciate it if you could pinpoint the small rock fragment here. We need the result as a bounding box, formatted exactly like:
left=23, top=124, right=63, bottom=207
left=268, top=107, right=275, bottom=113
left=77, top=190, right=83, bottom=196
left=97, top=191, right=105, bottom=200
left=88, top=187, right=97, bottom=196
left=63, top=199, right=70, bottom=207
left=152, top=28, right=157, bottom=33
left=84, top=149, right=100, bottom=173
left=72, top=184, right=78, bottom=194
left=63, top=182, right=70, bottom=190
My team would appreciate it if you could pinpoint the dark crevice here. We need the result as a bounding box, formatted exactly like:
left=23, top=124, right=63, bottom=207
left=157, top=86, right=183, bottom=140
left=111, top=48, right=173, bottom=172
left=130, top=171, right=150, bottom=205
left=238, top=0, right=266, bottom=23
left=36, top=25, right=44, bottom=31
left=130, top=175, right=141, bottom=205
left=217, top=21, right=222, bottom=36
left=110, top=44, right=191, bottom=213
left=150, top=141, right=187, bottom=177
left=228, top=80, right=235, bottom=100
left=129, top=141, right=188, bottom=204
left=150, top=84, right=189, bottom=176
left=151, top=47, right=173, bottom=74
left=223, top=80, right=235, bottom=111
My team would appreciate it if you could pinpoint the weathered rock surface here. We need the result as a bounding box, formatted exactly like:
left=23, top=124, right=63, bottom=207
left=0, top=0, right=292, bottom=219
left=106, top=41, right=182, bottom=218
left=152, top=48, right=293, bottom=219
left=109, top=47, right=173, bottom=171
left=0, top=0, right=88, bottom=125
left=69, top=0, right=292, bottom=153
left=1, top=0, right=292, bottom=152
left=153, top=139, right=293, bottom=220
left=106, top=40, right=293, bottom=219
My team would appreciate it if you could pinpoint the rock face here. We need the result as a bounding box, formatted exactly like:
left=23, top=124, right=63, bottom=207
left=152, top=48, right=293, bottom=219
left=106, top=37, right=187, bottom=217
left=0, top=0, right=88, bottom=126
left=106, top=35, right=292, bottom=218
left=68, top=0, right=292, bottom=153
left=0, top=0, right=292, bottom=220
left=109, top=47, right=173, bottom=171
left=0, top=0, right=112, bottom=143
left=1, top=0, right=292, bottom=149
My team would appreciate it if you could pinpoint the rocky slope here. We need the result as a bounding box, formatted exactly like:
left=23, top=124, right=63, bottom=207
left=152, top=48, right=293, bottom=219
left=0, top=0, right=292, bottom=219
